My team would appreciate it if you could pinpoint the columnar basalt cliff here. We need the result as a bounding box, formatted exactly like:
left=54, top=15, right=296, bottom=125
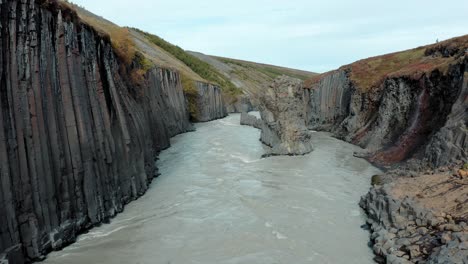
left=192, top=81, right=227, bottom=122
left=305, top=36, right=468, bottom=263
left=305, top=39, right=467, bottom=168
left=0, top=0, right=198, bottom=262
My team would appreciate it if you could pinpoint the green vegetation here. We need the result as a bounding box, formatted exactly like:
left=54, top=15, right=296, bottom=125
left=133, top=29, right=242, bottom=97
left=180, top=74, right=200, bottom=119
left=134, top=51, right=153, bottom=71
left=463, top=163, right=468, bottom=170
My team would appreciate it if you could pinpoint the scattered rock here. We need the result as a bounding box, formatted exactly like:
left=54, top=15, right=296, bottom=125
left=441, top=233, right=452, bottom=244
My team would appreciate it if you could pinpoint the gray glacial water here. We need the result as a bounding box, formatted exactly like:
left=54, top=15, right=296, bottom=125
left=44, top=114, right=381, bottom=264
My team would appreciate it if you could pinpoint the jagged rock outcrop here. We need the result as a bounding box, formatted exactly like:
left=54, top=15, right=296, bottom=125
left=256, top=76, right=313, bottom=156
left=0, top=0, right=193, bottom=262
left=192, top=82, right=227, bottom=122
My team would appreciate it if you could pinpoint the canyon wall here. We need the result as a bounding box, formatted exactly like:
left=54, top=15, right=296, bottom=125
left=0, top=0, right=197, bottom=262
left=305, top=40, right=468, bottom=263
left=306, top=60, right=467, bottom=168
left=193, top=81, right=227, bottom=122
left=305, top=69, right=351, bottom=132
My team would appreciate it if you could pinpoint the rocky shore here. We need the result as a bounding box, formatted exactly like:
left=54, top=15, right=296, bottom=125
left=360, top=167, right=468, bottom=263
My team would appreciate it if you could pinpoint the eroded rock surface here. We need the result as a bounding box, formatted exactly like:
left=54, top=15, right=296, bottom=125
left=257, top=76, right=313, bottom=156
left=360, top=171, right=468, bottom=263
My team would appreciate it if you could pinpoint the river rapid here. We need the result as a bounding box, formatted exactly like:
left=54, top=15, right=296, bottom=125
left=44, top=114, right=381, bottom=264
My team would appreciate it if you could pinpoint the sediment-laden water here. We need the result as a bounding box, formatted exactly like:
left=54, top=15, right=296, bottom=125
left=44, top=114, right=381, bottom=264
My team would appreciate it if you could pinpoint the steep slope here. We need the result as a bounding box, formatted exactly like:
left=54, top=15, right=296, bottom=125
left=0, top=0, right=195, bottom=262
left=305, top=35, right=468, bottom=263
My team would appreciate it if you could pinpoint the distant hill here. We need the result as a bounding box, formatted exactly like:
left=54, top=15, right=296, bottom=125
left=188, top=51, right=317, bottom=97
left=66, top=2, right=315, bottom=101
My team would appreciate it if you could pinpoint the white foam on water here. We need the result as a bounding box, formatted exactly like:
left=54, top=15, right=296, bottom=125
left=272, top=230, right=288, bottom=240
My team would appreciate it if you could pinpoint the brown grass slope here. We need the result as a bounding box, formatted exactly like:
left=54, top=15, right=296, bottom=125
left=306, top=35, right=468, bottom=91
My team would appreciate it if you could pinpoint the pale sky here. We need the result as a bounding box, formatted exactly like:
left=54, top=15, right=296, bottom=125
left=71, top=0, right=468, bottom=73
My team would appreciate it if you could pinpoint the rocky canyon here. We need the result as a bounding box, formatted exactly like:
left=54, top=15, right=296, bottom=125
left=0, top=0, right=467, bottom=263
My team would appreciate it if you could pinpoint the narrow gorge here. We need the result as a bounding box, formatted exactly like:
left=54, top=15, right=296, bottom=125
left=240, top=37, right=467, bottom=263
left=0, top=0, right=467, bottom=263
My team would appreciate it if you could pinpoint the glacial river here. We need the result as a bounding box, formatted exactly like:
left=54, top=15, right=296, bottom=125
left=44, top=114, right=381, bottom=264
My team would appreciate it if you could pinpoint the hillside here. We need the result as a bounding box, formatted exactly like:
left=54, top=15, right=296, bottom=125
left=68, top=5, right=205, bottom=82
left=306, top=35, right=468, bottom=91
left=189, top=51, right=317, bottom=97
left=57, top=1, right=316, bottom=110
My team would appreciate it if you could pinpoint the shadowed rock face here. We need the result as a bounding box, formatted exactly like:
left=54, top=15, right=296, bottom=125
left=192, top=82, right=227, bottom=122
left=0, top=0, right=193, bottom=262
left=306, top=60, right=467, bottom=168
left=305, top=70, right=351, bottom=131
left=257, top=76, right=313, bottom=156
